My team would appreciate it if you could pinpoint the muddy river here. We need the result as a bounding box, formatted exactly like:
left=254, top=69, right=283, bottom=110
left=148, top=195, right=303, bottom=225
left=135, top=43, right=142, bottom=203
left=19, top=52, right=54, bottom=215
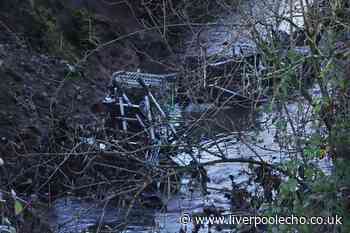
left=46, top=102, right=332, bottom=233
left=46, top=1, right=332, bottom=232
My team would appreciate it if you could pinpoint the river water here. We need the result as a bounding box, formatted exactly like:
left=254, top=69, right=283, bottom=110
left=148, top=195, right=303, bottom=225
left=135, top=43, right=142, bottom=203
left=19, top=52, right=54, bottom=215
left=47, top=105, right=262, bottom=233
left=46, top=2, right=333, bottom=233
left=46, top=101, right=333, bottom=233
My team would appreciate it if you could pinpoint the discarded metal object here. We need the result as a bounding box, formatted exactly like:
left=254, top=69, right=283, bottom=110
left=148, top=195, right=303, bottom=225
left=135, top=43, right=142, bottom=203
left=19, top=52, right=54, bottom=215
left=112, top=71, right=177, bottom=89
left=98, top=71, right=178, bottom=165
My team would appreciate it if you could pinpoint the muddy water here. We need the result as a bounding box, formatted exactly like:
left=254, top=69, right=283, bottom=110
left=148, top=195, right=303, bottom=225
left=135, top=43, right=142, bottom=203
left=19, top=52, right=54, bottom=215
left=47, top=101, right=333, bottom=233
left=45, top=105, right=267, bottom=233
left=46, top=2, right=330, bottom=232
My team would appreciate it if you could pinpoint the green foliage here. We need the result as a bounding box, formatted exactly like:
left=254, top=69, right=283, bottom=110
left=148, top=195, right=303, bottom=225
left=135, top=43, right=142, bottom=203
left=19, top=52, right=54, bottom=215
left=33, top=6, right=61, bottom=53
left=275, top=118, right=287, bottom=131
left=257, top=6, right=350, bottom=229
left=14, top=201, right=23, bottom=216
left=279, top=177, right=298, bottom=197
left=0, top=194, right=16, bottom=233
left=3, top=1, right=100, bottom=60
left=68, top=9, right=100, bottom=53
left=66, top=69, right=82, bottom=80
left=261, top=157, right=345, bottom=232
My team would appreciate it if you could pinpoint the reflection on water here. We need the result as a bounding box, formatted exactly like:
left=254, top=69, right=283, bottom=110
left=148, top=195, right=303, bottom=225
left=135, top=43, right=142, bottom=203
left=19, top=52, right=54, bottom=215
left=47, top=105, right=263, bottom=233
left=48, top=102, right=333, bottom=233
left=48, top=198, right=157, bottom=233
left=183, top=104, right=259, bottom=139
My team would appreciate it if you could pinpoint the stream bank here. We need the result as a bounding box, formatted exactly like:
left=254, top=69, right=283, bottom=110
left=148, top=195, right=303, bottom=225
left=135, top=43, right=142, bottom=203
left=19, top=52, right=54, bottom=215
left=1, top=0, right=348, bottom=232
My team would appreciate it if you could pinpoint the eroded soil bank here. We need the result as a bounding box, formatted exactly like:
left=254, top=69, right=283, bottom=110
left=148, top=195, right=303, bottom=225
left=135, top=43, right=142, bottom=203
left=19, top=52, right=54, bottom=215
left=1, top=1, right=349, bottom=233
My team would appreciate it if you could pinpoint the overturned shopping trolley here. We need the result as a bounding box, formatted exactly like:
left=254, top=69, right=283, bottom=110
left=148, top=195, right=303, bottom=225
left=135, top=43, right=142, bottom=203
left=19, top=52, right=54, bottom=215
left=97, top=71, right=178, bottom=165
